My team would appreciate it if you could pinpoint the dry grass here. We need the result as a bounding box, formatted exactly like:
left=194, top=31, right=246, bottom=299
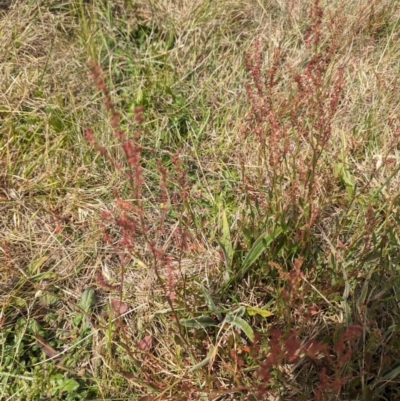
left=1, top=0, right=400, bottom=400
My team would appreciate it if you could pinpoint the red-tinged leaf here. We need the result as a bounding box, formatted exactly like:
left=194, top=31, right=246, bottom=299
left=115, top=319, right=126, bottom=329
left=121, top=371, right=136, bottom=380
left=96, top=270, right=119, bottom=290
left=111, top=298, right=129, bottom=316
left=35, top=334, right=62, bottom=361
left=137, top=335, right=153, bottom=351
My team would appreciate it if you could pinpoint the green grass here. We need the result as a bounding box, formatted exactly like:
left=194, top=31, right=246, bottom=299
left=2, top=0, right=400, bottom=400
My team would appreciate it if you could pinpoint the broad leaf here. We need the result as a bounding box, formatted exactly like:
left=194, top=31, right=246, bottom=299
left=223, top=227, right=282, bottom=289
left=242, top=227, right=282, bottom=272
left=111, top=298, right=129, bottom=316
left=61, top=378, right=79, bottom=393
left=201, top=285, right=222, bottom=321
left=137, top=335, right=153, bottom=351
left=224, top=314, right=255, bottom=342
left=246, top=306, right=273, bottom=318
left=180, top=315, right=219, bottom=329
left=78, top=288, right=96, bottom=313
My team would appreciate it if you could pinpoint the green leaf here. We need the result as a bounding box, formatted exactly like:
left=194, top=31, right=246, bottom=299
left=223, top=227, right=282, bottom=289
left=78, top=288, right=96, bottom=313
left=334, top=130, right=355, bottom=196
left=217, top=241, right=231, bottom=282
left=334, top=162, right=355, bottom=196
left=241, top=227, right=283, bottom=274
left=180, top=315, right=219, bottom=329
left=221, top=208, right=233, bottom=262
left=73, top=313, right=83, bottom=327
left=231, top=306, right=246, bottom=317
left=246, top=306, right=273, bottom=318
left=201, top=285, right=222, bottom=321
left=50, top=375, right=79, bottom=395
left=373, top=162, right=400, bottom=198
left=60, top=378, right=80, bottom=393
left=188, top=347, right=215, bottom=372
left=224, top=314, right=254, bottom=342
left=379, top=361, right=400, bottom=382
left=219, top=207, right=234, bottom=281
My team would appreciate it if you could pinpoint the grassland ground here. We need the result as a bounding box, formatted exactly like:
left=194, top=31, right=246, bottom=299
left=1, top=1, right=400, bottom=400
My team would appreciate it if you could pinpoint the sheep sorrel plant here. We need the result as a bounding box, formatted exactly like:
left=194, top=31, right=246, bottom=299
left=5, top=0, right=400, bottom=400
left=81, top=1, right=400, bottom=400
left=229, top=0, right=400, bottom=399
left=242, top=0, right=346, bottom=260
left=84, top=62, right=205, bottom=397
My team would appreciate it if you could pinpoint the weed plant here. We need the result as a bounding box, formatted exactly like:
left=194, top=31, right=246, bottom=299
left=2, top=0, right=400, bottom=400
